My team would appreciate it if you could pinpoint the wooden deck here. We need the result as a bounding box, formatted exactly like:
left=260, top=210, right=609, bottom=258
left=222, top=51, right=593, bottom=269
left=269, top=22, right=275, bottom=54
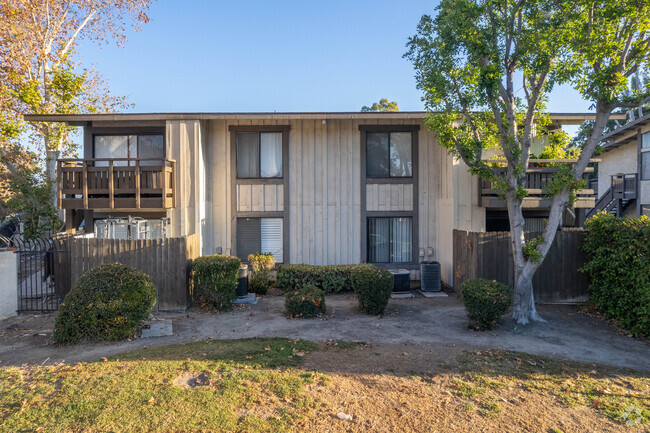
left=480, top=161, right=596, bottom=208
left=57, top=158, right=176, bottom=210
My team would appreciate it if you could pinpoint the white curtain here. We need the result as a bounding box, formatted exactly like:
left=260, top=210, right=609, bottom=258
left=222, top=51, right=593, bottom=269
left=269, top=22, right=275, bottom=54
left=260, top=132, right=282, bottom=178
left=94, top=136, right=130, bottom=166
left=391, top=217, right=412, bottom=262
left=261, top=218, right=283, bottom=263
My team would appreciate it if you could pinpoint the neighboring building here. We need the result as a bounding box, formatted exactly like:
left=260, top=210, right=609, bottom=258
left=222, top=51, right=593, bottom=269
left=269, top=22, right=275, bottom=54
left=25, top=111, right=599, bottom=286
left=590, top=112, right=650, bottom=218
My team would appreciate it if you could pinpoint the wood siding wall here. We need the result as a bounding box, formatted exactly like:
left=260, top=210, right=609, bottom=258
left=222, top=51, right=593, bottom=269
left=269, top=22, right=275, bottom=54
left=366, top=184, right=414, bottom=211
left=69, top=233, right=201, bottom=311
left=236, top=184, right=284, bottom=212
left=453, top=229, right=589, bottom=304
left=199, top=118, right=483, bottom=284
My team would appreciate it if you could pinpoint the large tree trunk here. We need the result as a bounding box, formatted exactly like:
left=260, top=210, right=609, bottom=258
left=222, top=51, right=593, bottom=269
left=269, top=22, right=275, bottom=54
left=511, top=264, right=544, bottom=324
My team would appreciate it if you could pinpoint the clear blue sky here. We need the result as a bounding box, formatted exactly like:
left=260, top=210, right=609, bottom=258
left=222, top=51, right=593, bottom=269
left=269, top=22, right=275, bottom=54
left=76, top=0, right=591, bottom=114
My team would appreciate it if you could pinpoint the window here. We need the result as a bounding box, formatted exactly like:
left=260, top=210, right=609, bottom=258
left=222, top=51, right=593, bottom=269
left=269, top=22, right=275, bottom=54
left=236, top=132, right=282, bottom=178
left=236, top=218, right=283, bottom=263
left=94, top=134, right=164, bottom=166
left=366, top=131, right=412, bottom=177
left=367, top=217, right=412, bottom=263
left=642, top=132, right=650, bottom=180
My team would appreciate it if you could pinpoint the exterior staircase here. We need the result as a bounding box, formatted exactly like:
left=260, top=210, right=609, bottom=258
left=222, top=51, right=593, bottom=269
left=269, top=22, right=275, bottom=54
left=586, top=173, right=637, bottom=218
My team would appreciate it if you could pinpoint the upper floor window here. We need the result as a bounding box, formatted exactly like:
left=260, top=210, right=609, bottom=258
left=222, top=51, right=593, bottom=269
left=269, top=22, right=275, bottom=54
left=366, top=131, right=412, bottom=178
left=236, top=132, right=282, bottom=178
left=94, top=134, right=164, bottom=166
left=642, top=132, right=650, bottom=181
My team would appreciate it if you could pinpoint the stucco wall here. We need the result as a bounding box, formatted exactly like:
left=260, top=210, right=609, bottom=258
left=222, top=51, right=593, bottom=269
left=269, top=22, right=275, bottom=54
left=598, top=143, right=637, bottom=199
left=0, top=249, right=17, bottom=319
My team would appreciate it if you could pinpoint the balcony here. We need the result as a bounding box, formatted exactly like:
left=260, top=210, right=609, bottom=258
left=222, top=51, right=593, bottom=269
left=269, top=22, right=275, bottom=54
left=480, top=160, right=596, bottom=209
left=57, top=158, right=176, bottom=210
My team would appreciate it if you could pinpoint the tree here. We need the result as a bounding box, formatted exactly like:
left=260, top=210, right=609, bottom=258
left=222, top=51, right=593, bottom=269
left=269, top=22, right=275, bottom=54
left=0, top=0, right=152, bottom=204
left=361, top=98, right=399, bottom=112
left=405, top=0, right=650, bottom=324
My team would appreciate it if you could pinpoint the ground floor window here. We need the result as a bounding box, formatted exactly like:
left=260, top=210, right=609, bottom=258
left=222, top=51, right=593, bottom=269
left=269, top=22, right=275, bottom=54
left=368, top=217, right=412, bottom=263
left=236, top=217, right=283, bottom=263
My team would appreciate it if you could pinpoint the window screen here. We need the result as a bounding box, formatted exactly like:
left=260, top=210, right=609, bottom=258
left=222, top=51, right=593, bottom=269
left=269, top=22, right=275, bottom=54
left=366, top=131, right=412, bottom=177
left=236, top=218, right=283, bottom=263
left=368, top=217, right=412, bottom=263
left=642, top=151, right=650, bottom=180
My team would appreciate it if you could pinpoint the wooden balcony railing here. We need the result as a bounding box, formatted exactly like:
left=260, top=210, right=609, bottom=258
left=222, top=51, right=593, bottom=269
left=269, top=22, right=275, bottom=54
left=57, top=158, right=176, bottom=210
left=480, top=160, right=596, bottom=209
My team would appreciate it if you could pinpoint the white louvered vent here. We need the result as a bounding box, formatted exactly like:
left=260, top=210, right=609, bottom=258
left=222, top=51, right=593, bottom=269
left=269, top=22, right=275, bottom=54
left=261, top=218, right=283, bottom=263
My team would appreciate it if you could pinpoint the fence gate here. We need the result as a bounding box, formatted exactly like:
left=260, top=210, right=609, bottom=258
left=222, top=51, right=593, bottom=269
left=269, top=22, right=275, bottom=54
left=13, top=234, right=72, bottom=312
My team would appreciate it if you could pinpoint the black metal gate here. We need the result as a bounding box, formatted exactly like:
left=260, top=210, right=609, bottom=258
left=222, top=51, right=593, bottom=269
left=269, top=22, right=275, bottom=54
left=13, top=234, right=72, bottom=312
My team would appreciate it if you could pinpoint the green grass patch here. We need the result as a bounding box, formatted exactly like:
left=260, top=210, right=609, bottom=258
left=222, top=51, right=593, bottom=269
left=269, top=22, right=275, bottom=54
left=0, top=338, right=324, bottom=433
left=457, top=349, right=650, bottom=426
left=326, top=340, right=367, bottom=350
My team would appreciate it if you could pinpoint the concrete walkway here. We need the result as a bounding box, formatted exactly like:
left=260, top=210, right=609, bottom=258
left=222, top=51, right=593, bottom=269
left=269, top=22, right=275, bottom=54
left=0, top=293, right=648, bottom=371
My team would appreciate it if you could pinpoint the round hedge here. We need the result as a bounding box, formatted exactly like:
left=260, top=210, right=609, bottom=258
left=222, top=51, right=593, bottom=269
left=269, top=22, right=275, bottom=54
left=351, top=264, right=393, bottom=315
left=54, top=263, right=157, bottom=343
left=285, top=285, right=326, bottom=318
left=462, top=279, right=513, bottom=330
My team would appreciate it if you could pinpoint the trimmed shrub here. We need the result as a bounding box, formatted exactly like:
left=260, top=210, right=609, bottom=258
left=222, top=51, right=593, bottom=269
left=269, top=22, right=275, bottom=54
left=285, top=285, right=326, bottom=318
left=351, top=264, right=393, bottom=315
left=192, top=254, right=241, bottom=311
left=462, top=279, right=513, bottom=330
left=582, top=212, right=650, bottom=337
left=276, top=264, right=355, bottom=293
left=53, top=263, right=156, bottom=343
left=248, top=253, right=275, bottom=295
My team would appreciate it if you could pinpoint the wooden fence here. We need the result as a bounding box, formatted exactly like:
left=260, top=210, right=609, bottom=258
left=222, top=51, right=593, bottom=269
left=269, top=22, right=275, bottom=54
left=68, top=233, right=201, bottom=311
left=453, top=229, right=589, bottom=304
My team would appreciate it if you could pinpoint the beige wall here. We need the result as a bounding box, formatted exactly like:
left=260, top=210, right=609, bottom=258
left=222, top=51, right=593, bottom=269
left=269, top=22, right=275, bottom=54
left=166, top=120, right=204, bottom=243
left=188, top=117, right=485, bottom=285
left=598, top=143, right=637, bottom=199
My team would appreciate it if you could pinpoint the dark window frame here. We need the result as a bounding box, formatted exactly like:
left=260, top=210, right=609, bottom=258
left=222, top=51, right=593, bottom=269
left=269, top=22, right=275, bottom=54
left=235, top=131, right=284, bottom=179
left=367, top=216, right=414, bottom=264
left=92, top=132, right=166, bottom=162
left=229, top=125, right=290, bottom=263
left=365, top=131, right=414, bottom=179
left=359, top=125, right=419, bottom=266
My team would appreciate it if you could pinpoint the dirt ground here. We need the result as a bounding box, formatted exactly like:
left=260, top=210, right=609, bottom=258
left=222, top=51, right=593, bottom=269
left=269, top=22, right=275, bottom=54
left=1, top=292, right=647, bottom=372
left=297, top=345, right=635, bottom=433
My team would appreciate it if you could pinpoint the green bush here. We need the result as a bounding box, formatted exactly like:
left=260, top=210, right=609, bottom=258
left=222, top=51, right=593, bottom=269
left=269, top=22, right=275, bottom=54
left=248, top=253, right=275, bottom=295
left=285, top=285, right=326, bottom=318
left=53, top=263, right=156, bottom=343
left=462, top=279, right=513, bottom=330
left=582, top=212, right=650, bottom=337
left=192, top=254, right=241, bottom=311
left=276, top=264, right=355, bottom=293
left=351, top=264, right=393, bottom=315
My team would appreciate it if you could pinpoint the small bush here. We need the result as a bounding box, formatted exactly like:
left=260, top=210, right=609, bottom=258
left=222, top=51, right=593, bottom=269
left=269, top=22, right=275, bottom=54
left=276, top=264, right=355, bottom=293
left=53, top=263, right=156, bottom=343
left=285, top=285, right=326, bottom=318
left=248, top=253, right=275, bottom=295
left=582, top=213, right=649, bottom=337
left=351, top=264, right=393, bottom=315
left=192, top=254, right=241, bottom=311
left=462, top=279, right=513, bottom=330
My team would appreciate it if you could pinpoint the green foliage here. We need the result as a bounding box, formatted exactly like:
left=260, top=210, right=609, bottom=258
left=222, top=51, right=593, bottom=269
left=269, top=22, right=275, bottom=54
left=53, top=263, right=156, bottom=343
left=582, top=213, right=650, bottom=337
left=192, top=254, right=241, bottom=311
left=276, top=264, right=356, bottom=294
left=248, top=252, right=275, bottom=295
left=522, top=235, right=545, bottom=264
left=284, top=286, right=326, bottom=318
left=351, top=264, right=393, bottom=316
left=361, top=98, right=399, bottom=112
left=1, top=165, right=59, bottom=240
left=461, top=279, right=513, bottom=330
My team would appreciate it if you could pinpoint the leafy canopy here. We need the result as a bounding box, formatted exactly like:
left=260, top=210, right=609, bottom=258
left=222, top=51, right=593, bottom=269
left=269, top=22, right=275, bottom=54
left=361, top=98, right=399, bottom=112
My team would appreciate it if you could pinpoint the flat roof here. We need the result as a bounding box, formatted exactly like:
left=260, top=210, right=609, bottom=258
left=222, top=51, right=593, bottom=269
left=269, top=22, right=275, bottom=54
left=600, top=112, right=650, bottom=152
left=24, top=111, right=624, bottom=124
